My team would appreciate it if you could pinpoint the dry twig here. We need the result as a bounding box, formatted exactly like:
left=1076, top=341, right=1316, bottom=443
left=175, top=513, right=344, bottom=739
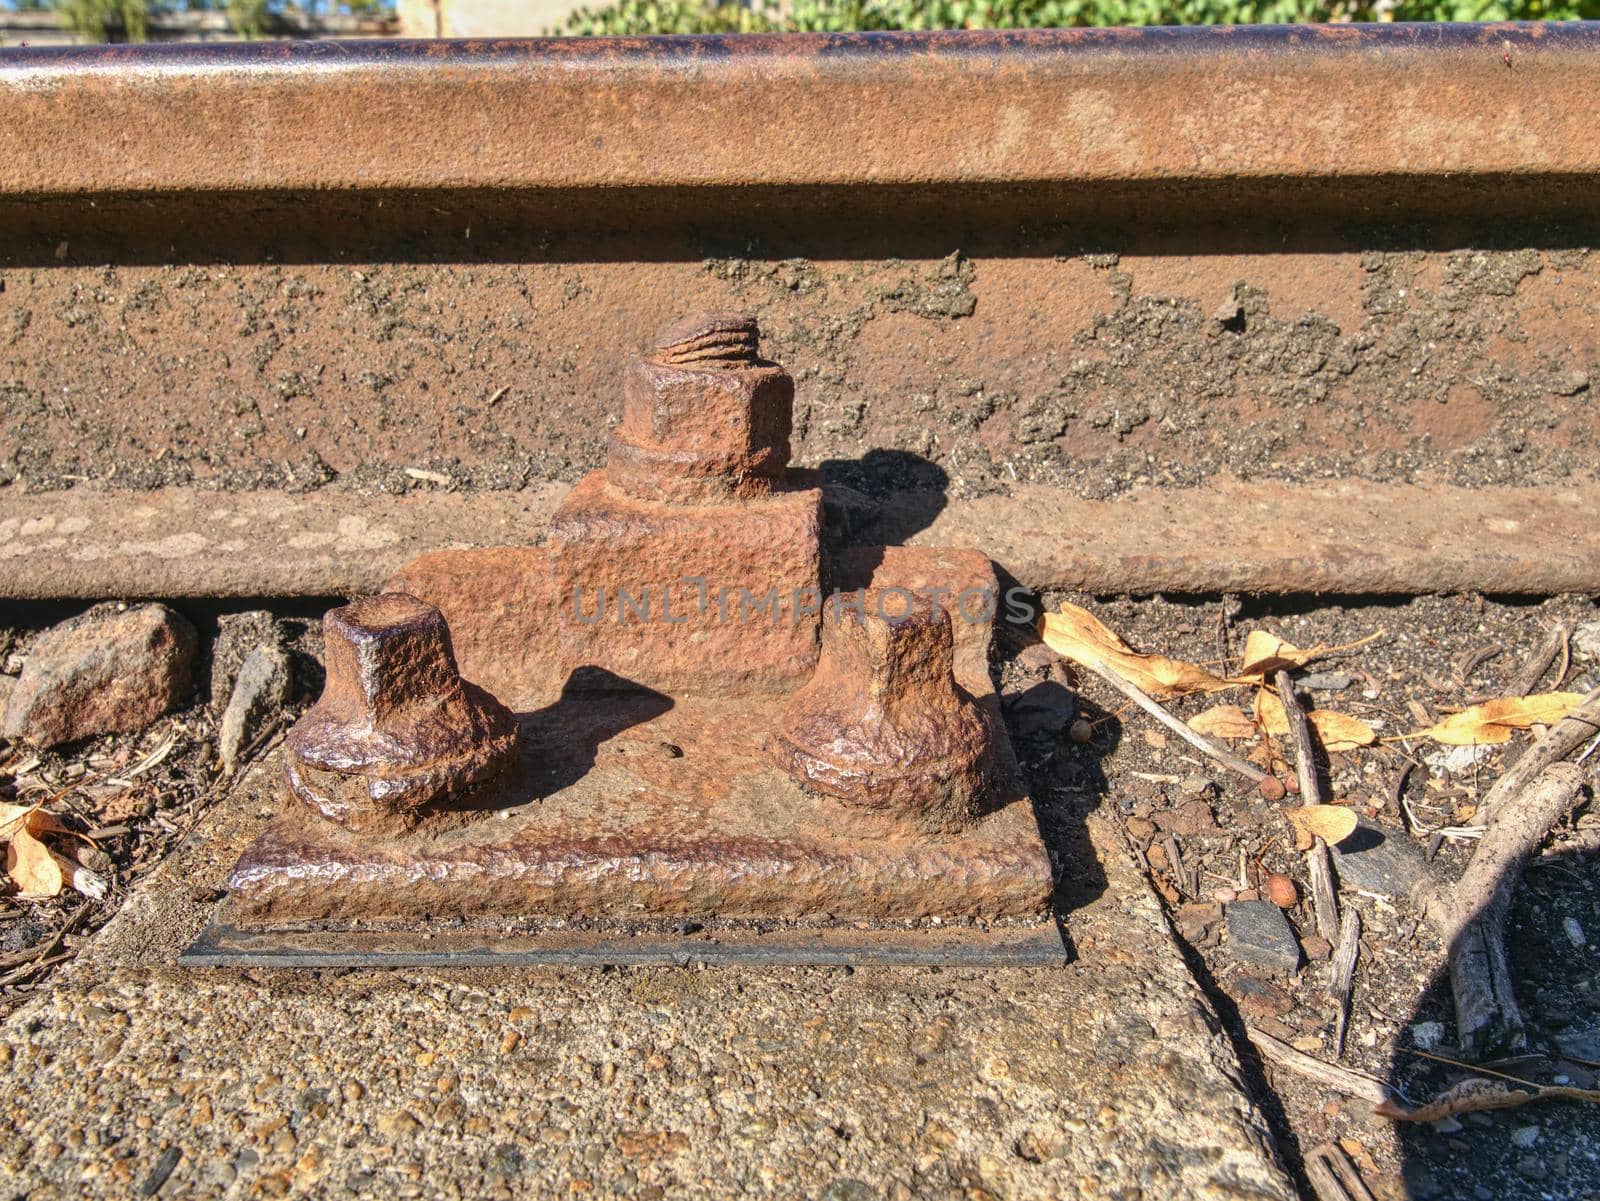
left=1329, top=907, right=1361, bottom=1057
left=1074, top=659, right=1271, bottom=786
left=1245, top=1025, right=1391, bottom=1105
left=1508, top=624, right=1569, bottom=698
left=1274, top=668, right=1324, bottom=807
left=1426, top=763, right=1585, bottom=1058
left=1305, top=1142, right=1376, bottom=1201
left=1308, top=838, right=1341, bottom=945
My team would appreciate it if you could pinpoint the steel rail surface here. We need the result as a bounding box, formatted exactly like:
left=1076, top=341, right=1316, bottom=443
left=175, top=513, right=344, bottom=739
left=2, top=24, right=1599, bottom=200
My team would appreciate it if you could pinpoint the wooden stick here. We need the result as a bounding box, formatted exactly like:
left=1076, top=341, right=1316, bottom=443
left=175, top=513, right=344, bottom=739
left=1308, top=837, right=1341, bottom=944
left=1274, top=668, right=1325, bottom=806
left=1508, top=624, right=1567, bottom=698
left=1245, top=1025, right=1391, bottom=1104
left=1472, top=687, right=1600, bottom=829
left=1306, top=1142, right=1377, bottom=1201
left=1329, top=906, right=1361, bottom=1057
left=1428, top=764, right=1584, bottom=1058
left=1078, top=660, right=1271, bottom=785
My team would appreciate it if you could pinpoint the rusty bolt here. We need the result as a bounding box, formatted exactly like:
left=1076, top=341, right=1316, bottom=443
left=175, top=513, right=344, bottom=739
left=769, top=590, right=992, bottom=832
left=607, top=311, right=793, bottom=504
left=284, top=593, right=518, bottom=833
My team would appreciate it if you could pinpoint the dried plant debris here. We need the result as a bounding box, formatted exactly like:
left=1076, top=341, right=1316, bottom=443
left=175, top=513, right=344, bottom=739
left=1015, top=591, right=1600, bottom=1200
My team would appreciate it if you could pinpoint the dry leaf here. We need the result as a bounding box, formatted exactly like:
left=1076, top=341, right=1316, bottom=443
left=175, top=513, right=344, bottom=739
left=7, top=824, right=64, bottom=897
left=0, top=799, right=80, bottom=898
left=1042, top=604, right=1235, bottom=700
left=1235, top=630, right=1380, bottom=684
left=1256, top=691, right=1377, bottom=752
left=1188, top=704, right=1259, bottom=741
left=1285, top=805, right=1360, bottom=850
left=1402, top=692, right=1586, bottom=746
left=1376, top=1076, right=1600, bottom=1122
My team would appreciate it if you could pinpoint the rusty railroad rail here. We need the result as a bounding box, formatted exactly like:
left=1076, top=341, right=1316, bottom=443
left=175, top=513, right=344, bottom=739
left=2, top=26, right=1598, bottom=599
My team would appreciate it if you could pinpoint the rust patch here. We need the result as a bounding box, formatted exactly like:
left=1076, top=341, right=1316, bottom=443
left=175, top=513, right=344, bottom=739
left=771, top=592, right=993, bottom=834
left=283, top=593, right=518, bottom=834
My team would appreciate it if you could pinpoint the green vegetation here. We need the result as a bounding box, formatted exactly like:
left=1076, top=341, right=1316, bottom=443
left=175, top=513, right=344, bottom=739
left=561, top=0, right=1595, bottom=34
left=40, top=0, right=386, bottom=43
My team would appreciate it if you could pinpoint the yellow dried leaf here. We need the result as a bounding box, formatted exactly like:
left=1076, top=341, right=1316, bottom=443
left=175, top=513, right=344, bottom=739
left=1284, top=805, right=1360, bottom=850
left=1042, top=604, right=1235, bottom=700
left=6, top=823, right=65, bottom=897
left=1237, top=631, right=1326, bottom=682
left=1404, top=692, right=1586, bottom=746
left=1255, top=690, right=1377, bottom=752
left=1188, top=704, right=1259, bottom=741
left=0, top=801, right=38, bottom=840
left=1235, top=630, right=1382, bottom=684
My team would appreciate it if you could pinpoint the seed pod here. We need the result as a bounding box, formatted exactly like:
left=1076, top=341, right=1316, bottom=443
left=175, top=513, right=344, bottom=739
left=1265, top=873, right=1299, bottom=908
left=1258, top=776, right=1287, bottom=802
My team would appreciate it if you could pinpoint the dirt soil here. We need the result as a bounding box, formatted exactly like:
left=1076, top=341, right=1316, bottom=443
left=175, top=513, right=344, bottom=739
left=1, top=231, right=1596, bottom=502
left=3, top=590, right=1599, bottom=1200
left=1009, top=591, right=1600, bottom=1201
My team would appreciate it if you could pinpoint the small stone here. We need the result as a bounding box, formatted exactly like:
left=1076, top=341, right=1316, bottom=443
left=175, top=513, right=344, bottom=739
left=1411, top=1021, right=1447, bottom=1051
left=1068, top=719, right=1094, bottom=744
left=1225, top=900, right=1301, bottom=976
left=1005, top=680, right=1075, bottom=737
left=1425, top=744, right=1495, bottom=776
left=208, top=610, right=283, bottom=711
left=1155, top=799, right=1218, bottom=837
left=1555, top=1027, right=1600, bottom=1061
left=1258, top=776, right=1287, bottom=802
left=1174, top=902, right=1222, bottom=944
left=1574, top=622, right=1600, bottom=662
left=1431, top=1116, right=1464, bottom=1135
left=219, top=644, right=293, bottom=775
left=1300, top=933, right=1332, bottom=961
left=1510, top=1125, right=1540, bottom=1149
left=1549, top=369, right=1590, bottom=396
left=1331, top=818, right=1431, bottom=899
left=1290, top=1034, right=1323, bottom=1053
left=1515, top=1156, right=1548, bottom=1182
left=1302, top=672, right=1353, bottom=692
left=1232, top=974, right=1294, bottom=1020
left=3, top=604, right=198, bottom=748
left=1125, top=816, right=1156, bottom=842
left=1563, top=916, right=1586, bottom=947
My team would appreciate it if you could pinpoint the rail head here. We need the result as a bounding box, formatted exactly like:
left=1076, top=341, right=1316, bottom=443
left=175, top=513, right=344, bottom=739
left=3, top=24, right=1600, bottom=202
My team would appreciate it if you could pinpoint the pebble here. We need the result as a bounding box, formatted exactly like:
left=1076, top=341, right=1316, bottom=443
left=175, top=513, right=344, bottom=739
left=1574, top=621, right=1600, bottom=662
left=1264, top=874, right=1298, bottom=909
left=1004, top=680, right=1076, bottom=737
left=1510, top=1125, right=1540, bottom=1149
left=1301, top=672, right=1353, bottom=692
left=2, top=603, right=198, bottom=748
left=1563, top=916, right=1586, bottom=947
left=1300, top=934, right=1332, bottom=961
left=1331, top=818, right=1431, bottom=899
left=1068, top=719, right=1094, bottom=744
left=1515, top=1156, right=1548, bottom=1182
left=1411, top=1021, right=1446, bottom=1051
left=1225, top=900, right=1301, bottom=976
left=219, top=644, right=293, bottom=775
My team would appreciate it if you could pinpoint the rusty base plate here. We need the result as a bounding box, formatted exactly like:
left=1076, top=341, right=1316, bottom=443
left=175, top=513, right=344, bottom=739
left=205, top=684, right=1056, bottom=964
left=178, top=915, right=1068, bottom=969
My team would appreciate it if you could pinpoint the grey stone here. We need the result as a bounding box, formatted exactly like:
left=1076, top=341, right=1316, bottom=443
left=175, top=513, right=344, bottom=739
left=1225, top=900, right=1301, bottom=975
left=1005, top=680, right=1076, bottom=737
left=208, top=610, right=282, bottom=712
left=1301, top=672, right=1352, bottom=692
left=1331, top=818, right=1432, bottom=899
left=219, top=644, right=293, bottom=775
left=2, top=603, right=197, bottom=748
left=1556, top=1027, right=1600, bottom=1062
left=1574, top=621, right=1600, bottom=663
